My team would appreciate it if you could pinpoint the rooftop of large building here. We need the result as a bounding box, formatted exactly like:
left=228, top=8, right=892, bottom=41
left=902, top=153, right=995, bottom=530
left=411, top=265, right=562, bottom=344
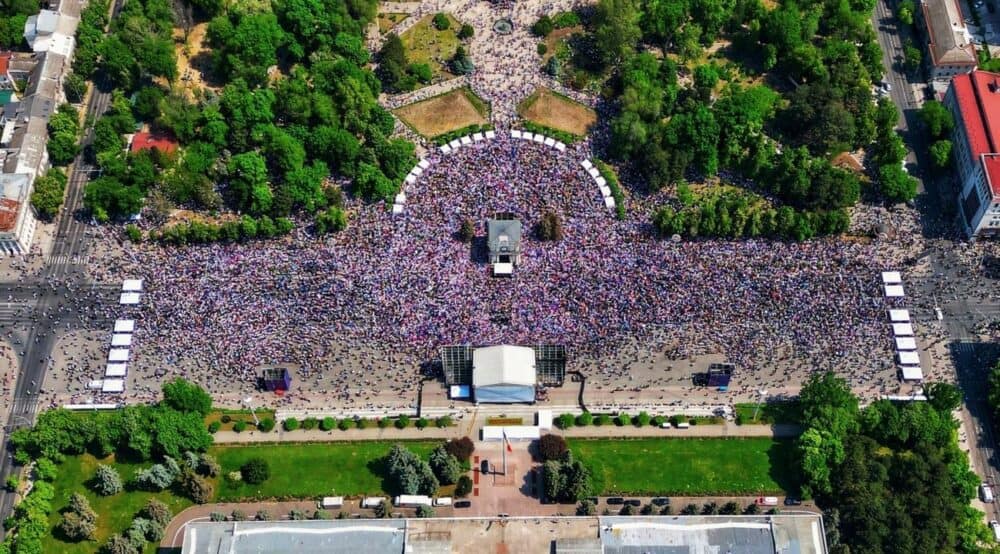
left=0, top=174, right=30, bottom=233
left=950, top=70, right=1000, bottom=197
left=922, top=0, right=976, bottom=67
left=181, top=515, right=827, bottom=554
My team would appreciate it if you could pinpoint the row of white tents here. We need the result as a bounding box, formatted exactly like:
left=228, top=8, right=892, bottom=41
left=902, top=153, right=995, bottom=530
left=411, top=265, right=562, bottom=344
left=119, top=279, right=143, bottom=305
left=103, top=280, right=143, bottom=393
left=392, top=158, right=432, bottom=215
left=882, top=272, right=922, bottom=382
left=580, top=159, right=617, bottom=211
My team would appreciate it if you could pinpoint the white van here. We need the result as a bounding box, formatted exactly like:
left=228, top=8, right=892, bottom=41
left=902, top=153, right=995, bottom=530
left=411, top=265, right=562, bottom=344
left=981, top=483, right=994, bottom=503
left=362, top=497, right=385, bottom=509
left=675, top=421, right=691, bottom=429
left=433, top=497, right=452, bottom=507
left=991, top=520, right=1000, bottom=541
left=320, top=496, right=343, bottom=509
left=756, top=496, right=779, bottom=506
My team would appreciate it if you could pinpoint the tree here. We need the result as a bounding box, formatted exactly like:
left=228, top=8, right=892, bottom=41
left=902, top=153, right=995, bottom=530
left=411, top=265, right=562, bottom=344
left=34, top=458, right=57, bottom=481
left=141, top=499, right=172, bottom=527
left=60, top=493, right=97, bottom=541
left=241, top=458, right=270, bottom=484
left=538, top=434, right=568, bottom=461
left=458, top=23, right=474, bottom=39
left=93, top=465, right=123, bottom=496
left=577, top=500, right=596, bottom=515
left=103, top=533, right=138, bottom=554
left=903, top=42, right=921, bottom=72
left=84, top=178, right=144, bottom=222
left=450, top=46, right=475, bottom=75
left=920, top=101, right=954, bottom=139
left=929, top=139, right=952, bottom=169
left=433, top=12, right=450, bottom=30
left=536, top=211, right=564, bottom=241
left=593, top=0, right=641, bottom=66
left=135, top=462, right=177, bottom=491
left=576, top=412, right=593, bottom=426
left=227, top=152, right=272, bottom=215
left=161, top=378, right=212, bottom=416
left=455, top=474, right=473, bottom=497
left=556, top=413, right=575, bottom=429
left=878, top=163, right=918, bottom=203
left=428, top=445, right=462, bottom=485
left=30, top=171, right=67, bottom=220
left=458, top=219, right=475, bottom=242
left=925, top=382, right=962, bottom=412
left=179, top=469, right=213, bottom=503
left=532, top=15, right=554, bottom=36
left=258, top=418, right=275, bottom=432
left=445, top=437, right=475, bottom=461
left=799, top=372, right=859, bottom=437
left=385, top=443, right=438, bottom=495
left=897, top=0, right=915, bottom=24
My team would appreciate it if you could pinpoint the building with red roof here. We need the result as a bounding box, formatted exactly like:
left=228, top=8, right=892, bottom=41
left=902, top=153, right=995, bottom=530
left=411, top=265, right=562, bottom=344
left=945, top=70, right=1000, bottom=237
left=919, top=0, right=977, bottom=81
left=129, top=132, right=178, bottom=155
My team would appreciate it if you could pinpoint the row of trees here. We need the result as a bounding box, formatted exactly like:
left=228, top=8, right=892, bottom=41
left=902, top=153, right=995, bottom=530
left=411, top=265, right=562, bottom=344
left=10, top=378, right=213, bottom=463
left=29, top=169, right=68, bottom=220
left=653, top=187, right=850, bottom=241
left=796, top=373, right=989, bottom=553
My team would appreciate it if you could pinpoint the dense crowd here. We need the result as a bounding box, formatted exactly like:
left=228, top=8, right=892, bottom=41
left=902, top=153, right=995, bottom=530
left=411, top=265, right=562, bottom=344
left=106, top=137, right=896, bottom=401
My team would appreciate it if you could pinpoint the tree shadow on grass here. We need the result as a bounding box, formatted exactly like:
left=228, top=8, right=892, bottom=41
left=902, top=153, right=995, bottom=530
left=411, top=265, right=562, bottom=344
left=766, top=439, right=801, bottom=496
left=366, top=455, right=394, bottom=497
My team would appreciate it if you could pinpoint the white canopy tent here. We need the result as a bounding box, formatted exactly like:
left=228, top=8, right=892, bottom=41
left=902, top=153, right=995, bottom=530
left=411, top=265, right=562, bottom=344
left=472, top=345, right=536, bottom=403
left=485, top=130, right=496, bottom=139
left=113, top=319, right=135, bottom=333
left=473, top=132, right=484, bottom=141
left=391, top=203, right=404, bottom=215
left=108, top=348, right=129, bottom=362
left=511, top=130, right=522, bottom=139
left=892, top=323, right=914, bottom=336
left=897, top=351, right=920, bottom=365
left=884, top=285, right=905, bottom=297
left=102, top=379, right=125, bottom=393
left=544, top=137, right=556, bottom=147
left=110, top=334, right=132, bottom=347
left=105, top=363, right=127, bottom=377
left=481, top=426, right=540, bottom=441
left=449, top=139, right=461, bottom=149
left=888, top=309, right=910, bottom=322
left=881, top=271, right=902, bottom=284
left=439, top=144, right=452, bottom=154
left=894, top=337, right=917, bottom=350
left=119, top=292, right=141, bottom=305
left=122, top=279, right=143, bottom=292
left=493, top=262, right=513, bottom=276
left=581, top=159, right=593, bottom=170
left=899, top=366, right=924, bottom=381
left=418, top=158, right=430, bottom=169
left=460, top=136, right=473, bottom=145
left=604, top=197, right=616, bottom=209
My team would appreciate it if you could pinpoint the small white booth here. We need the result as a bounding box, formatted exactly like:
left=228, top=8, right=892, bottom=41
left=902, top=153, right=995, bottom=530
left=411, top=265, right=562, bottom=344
left=114, top=319, right=135, bottom=333
left=884, top=285, right=905, bottom=297
left=108, top=348, right=130, bottom=362
left=899, top=366, right=924, bottom=382
left=881, top=271, right=902, bottom=284
left=102, top=379, right=125, bottom=393
left=105, top=363, right=127, bottom=377
left=119, top=292, right=141, bottom=305
left=897, top=351, right=920, bottom=365
left=894, top=337, right=917, bottom=351
left=111, top=334, right=132, bottom=347
left=888, top=309, right=910, bottom=322
left=892, top=323, right=914, bottom=336
left=122, top=279, right=143, bottom=292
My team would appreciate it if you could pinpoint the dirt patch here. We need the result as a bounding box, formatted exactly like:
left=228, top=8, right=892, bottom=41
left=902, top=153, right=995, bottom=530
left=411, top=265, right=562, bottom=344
left=164, top=209, right=238, bottom=227
left=174, top=23, right=222, bottom=99
left=517, top=87, right=596, bottom=137
left=394, top=87, right=489, bottom=138
left=378, top=12, right=408, bottom=33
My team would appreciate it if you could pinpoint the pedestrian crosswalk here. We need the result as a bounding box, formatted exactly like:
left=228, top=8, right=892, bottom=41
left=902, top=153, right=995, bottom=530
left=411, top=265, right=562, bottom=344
left=46, top=254, right=86, bottom=266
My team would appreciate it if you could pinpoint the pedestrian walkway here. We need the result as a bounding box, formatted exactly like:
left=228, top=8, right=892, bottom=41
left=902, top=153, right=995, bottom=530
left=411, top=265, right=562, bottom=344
left=210, top=421, right=800, bottom=445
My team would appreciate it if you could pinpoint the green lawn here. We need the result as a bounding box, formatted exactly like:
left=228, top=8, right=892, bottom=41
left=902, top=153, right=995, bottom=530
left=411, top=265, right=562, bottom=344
left=44, top=454, right=194, bottom=554
left=211, top=441, right=439, bottom=501
left=734, top=401, right=803, bottom=425
left=569, top=438, right=798, bottom=496
left=399, top=14, right=461, bottom=81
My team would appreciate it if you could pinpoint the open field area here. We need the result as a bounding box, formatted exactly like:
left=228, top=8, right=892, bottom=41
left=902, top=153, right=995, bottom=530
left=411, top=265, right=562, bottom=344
left=172, top=23, right=219, bottom=99
left=212, top=441, right=439, bottom=500
left=399, top=14, right=461, bottom=80
left=517, top=88, right=596, bottom=136
left=393, top=87, right=489, bottom=137
left=569, top=438, right=797, bottom=495
left=44, top=454, right=194, bottom=554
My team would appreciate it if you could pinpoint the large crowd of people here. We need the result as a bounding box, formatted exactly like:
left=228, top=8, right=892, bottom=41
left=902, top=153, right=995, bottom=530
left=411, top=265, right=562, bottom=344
left=87, top=136, right=900, bottom=407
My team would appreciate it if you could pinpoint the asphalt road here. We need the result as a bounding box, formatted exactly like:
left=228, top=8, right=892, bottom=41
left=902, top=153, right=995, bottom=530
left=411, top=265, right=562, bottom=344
left=0, top=0, right=124, bottom=525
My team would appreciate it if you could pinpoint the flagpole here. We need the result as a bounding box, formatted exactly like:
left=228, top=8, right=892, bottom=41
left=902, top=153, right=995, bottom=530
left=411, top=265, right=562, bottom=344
left=502, top=429, right=508, bottom=476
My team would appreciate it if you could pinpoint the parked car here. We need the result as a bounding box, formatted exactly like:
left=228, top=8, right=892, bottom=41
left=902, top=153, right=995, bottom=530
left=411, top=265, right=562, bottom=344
left=756, top=496, right=779, bottom=506
left=607, top=497, right=625, bottom=505
left=990, top=520, right=1000, bottom=541
left=481, top=460, right=490, bottom=473
left=652, top=497, right=671, bottom=506
left=455, top=500, right=471, bottom=508
left=625, top=499, right=642, bottom=507
left=784, top=497, right=802, bottom=506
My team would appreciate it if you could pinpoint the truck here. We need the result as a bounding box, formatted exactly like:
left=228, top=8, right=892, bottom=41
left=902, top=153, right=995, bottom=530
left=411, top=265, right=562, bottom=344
left=755, top=496, right=779, bottom=506
left=394, top=495, right=433, bottom=507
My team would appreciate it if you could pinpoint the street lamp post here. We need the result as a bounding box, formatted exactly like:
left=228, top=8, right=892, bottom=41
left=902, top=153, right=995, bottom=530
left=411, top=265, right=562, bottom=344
left=753, top=389, right=768, bottom=422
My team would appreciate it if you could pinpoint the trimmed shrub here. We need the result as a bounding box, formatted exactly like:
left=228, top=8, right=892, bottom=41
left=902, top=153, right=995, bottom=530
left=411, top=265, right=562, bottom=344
left=93, top=465, right=123, bottom=496
left=208, top=421, right=221, bottom=433
left=395, top=415, right=410, bottom=429
left=416, top=417, right=429, bottom=429
left=435, top=415, right=452, bottom=428
left=555, top=413, right=575, bottom=429
left=445, top=437, right=475, bottom=461
left=302, top=417, right=318, bottom=430
left=357, top=418, right=370, bottom=429
left=283, top=418, right=300, bottom=431
left=433, top=12, right=450, bottom=30
left=615, top=413, right=631, bottom=427
left=634, top=411, right=651, bottom=427
left=575, top=412, right=593, bottom=426
left=320, top=417, right=336, bottom=431
left=257, top=418, right=275, bottom=432
left=538, top=434, right=568, bottom=461
left=241, top=458, right=270, bottom=485
left=377, top=417, right=391, bottom=429
left=232, top=420, right=247, bottom=433
left=338, top=418, right=353, bottom=431
left=455, top=474, right=473, bottom=497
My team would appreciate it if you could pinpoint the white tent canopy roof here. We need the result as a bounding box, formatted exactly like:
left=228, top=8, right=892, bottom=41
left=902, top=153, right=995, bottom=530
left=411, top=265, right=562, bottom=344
left=900, top=366, right=924, bottom=381
left=122, top=279, right=143, bottom=292
left=105, top=363, right=127, bottom=377
left=111, top=334, right=132, bottom=347
left=119, top=292, right=141, bottom=305
left=108, top=348, right=129, bottom=362
left=472, top=345, right=536, bottom=387
left=102, top=379, right=125, bottom=393
left=897, top=351, right=920, bottom=365
left=881, top=271, right=902, bottom=284
left=884, top=285, right=905, bottom=297
left=892, top=323, right=914, bottom=336
left=114, top=319, right=135, bottom=333
left=888, top=309, right=910, bottom=322
left=894, top=337, right=917, bottom=351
